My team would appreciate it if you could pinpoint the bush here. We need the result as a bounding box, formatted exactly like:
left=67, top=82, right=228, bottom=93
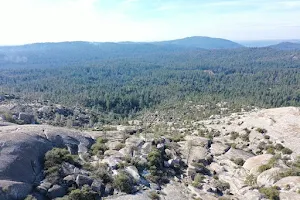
left=274, top=144, right=284, bottom=151
left=24, top=195, right=37, bottom=200
left=91, top=137, right=109, bottom=155
left=44, top=148, right=79, bottom=184
left=147, top=148, right=163, bottom=171
left=113, top=171, right=134, bottom=194
left=256, top=128, right=267, bottom=134
left=44, top=148, right=77, bottom=169
left=115, top=143, right=126, bottom=151
left=278, top=168, right=300, bottom=179
left=68, top=185, right=98, bottom=200
left=95, top=137, right=108, bottom=144
left=245, top=174, right=256, bottom=186
left=282, top=147, right=293, bottom=155
left=258, top=155, right=280, bottom=173
left=215, top=180, right=230, bottom=191
left=171, top=135, right=185, bottom=142
left=192, top=173, right=205, bottom=188
left=230, top=131, right=239, bottom=140
left=266, top=146, right=275, bottom=155
left=258, top=164, right=272, bottom=173
left=92, top=166, right=113, bottom=184
left=259, top=187, right=280, bottom=200
left=232, top=158, right=245, bottom=166
left=148, top=191, right=160, bottom=200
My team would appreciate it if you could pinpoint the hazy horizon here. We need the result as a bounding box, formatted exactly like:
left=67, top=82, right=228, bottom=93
left=0, top=37, right=300, bottom=47
left=1, top=0, right=300, bottom=45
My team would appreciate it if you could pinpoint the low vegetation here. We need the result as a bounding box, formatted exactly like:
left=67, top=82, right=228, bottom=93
left=90, top=137, right=109, bottom=156
left=259, top=187, right=280, bottom=200
left=113, top=171, right=135, bottom=194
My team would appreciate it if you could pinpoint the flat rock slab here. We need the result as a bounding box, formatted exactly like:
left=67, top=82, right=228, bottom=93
left=0, top=180, right=32, bottom=200
left=210, top=143, right=230, bottom=155
left=275, top=176, right=300, bottom=191
left=220, top=148, right=254, bottom=161
left=280, top=191, right=300, bottom=200
left=162, top=183, right=189, bottom=200
left=257, top=167, right=282, bottom=187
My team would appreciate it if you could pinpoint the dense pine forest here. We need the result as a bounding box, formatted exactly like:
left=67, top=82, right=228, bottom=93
left=1, top=39, right=300, bottom=118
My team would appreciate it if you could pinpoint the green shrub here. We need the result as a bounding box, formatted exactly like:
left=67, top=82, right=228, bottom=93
left=24, top=195, right=37, bottom=200
left=232, top=158, right=245, bottom=166
left=256, top=128, right=267, bottom=134
left=148, top=191, right=160, bottom=200
left=230, top=132, right=239, bottom=140
left=282, top=147, right=293, bottom=155
left=115, top=143, right=126, bottom=151
left=266, top=146, right=275, bottom=155
left=44, top=148, right=77, bottom=169
left=259, top=187, right=280, bottom=200
left=278, top=168, right=300, bottom=179
left=68, top=185, right=98, bottom=200
left=91, top=139, right=108, bottom=156
left=258, top=155, right=280, bottom=173
left=258, top=164, right=272, bottom=173
left=215, top=180, right=230, bottom=191
left=148, top=148, right=163, bottom=171
left=113, top=171, right=134, bottom=194
left=44, top=148, right=79, bottom=184
left=92, top=166, right=113, bottom=184
left=95, top=137, right=108, bottom=144
left=274, top=144, right=284, bottom=151
left=192, top=173, right=205, bottom=188
left=171, top=135, right=185, bottom=142
left=245, top=174, right=256, bottom=186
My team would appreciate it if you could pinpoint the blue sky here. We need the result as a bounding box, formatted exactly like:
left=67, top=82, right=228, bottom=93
left=0, top=0, right=300, bottom=45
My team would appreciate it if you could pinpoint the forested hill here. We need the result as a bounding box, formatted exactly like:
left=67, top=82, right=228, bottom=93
left=0, top=36, right=243, bottom=68
left=1, top=43, right=300, bottom=119
left=268, top=42, right=300, bottom=51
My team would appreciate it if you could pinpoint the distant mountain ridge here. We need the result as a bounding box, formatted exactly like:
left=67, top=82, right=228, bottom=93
left=268, top=42, right=300, bottom=50
left=154, top=36, right=243, bottom=49
left=0, top=36, right=244, bottom=67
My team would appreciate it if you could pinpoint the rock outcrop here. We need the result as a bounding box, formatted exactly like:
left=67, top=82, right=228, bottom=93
left=0, top=125, right=93, bottom=200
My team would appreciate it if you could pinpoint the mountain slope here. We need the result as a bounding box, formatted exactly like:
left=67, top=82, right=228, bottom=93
left=154, top=36, right=244, bottom=49
left=268, top=42, right=300, bottom=50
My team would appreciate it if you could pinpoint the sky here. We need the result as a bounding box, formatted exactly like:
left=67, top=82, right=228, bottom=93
left=0, top=0, right=300, bottom=45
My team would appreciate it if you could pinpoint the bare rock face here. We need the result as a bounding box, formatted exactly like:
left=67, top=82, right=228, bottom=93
left=280, top=191, right=300, bottom=200
left=257, top=167, right=281, bottom=187
left=0, top=124, right=94, bottom=200
left=210, top=142, right=230, bottom=155
left=0, top=180, right=32, bottom=200
left=275, top=176, right=300, bottom=192
left=220, top=148, right=254, bottom=161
